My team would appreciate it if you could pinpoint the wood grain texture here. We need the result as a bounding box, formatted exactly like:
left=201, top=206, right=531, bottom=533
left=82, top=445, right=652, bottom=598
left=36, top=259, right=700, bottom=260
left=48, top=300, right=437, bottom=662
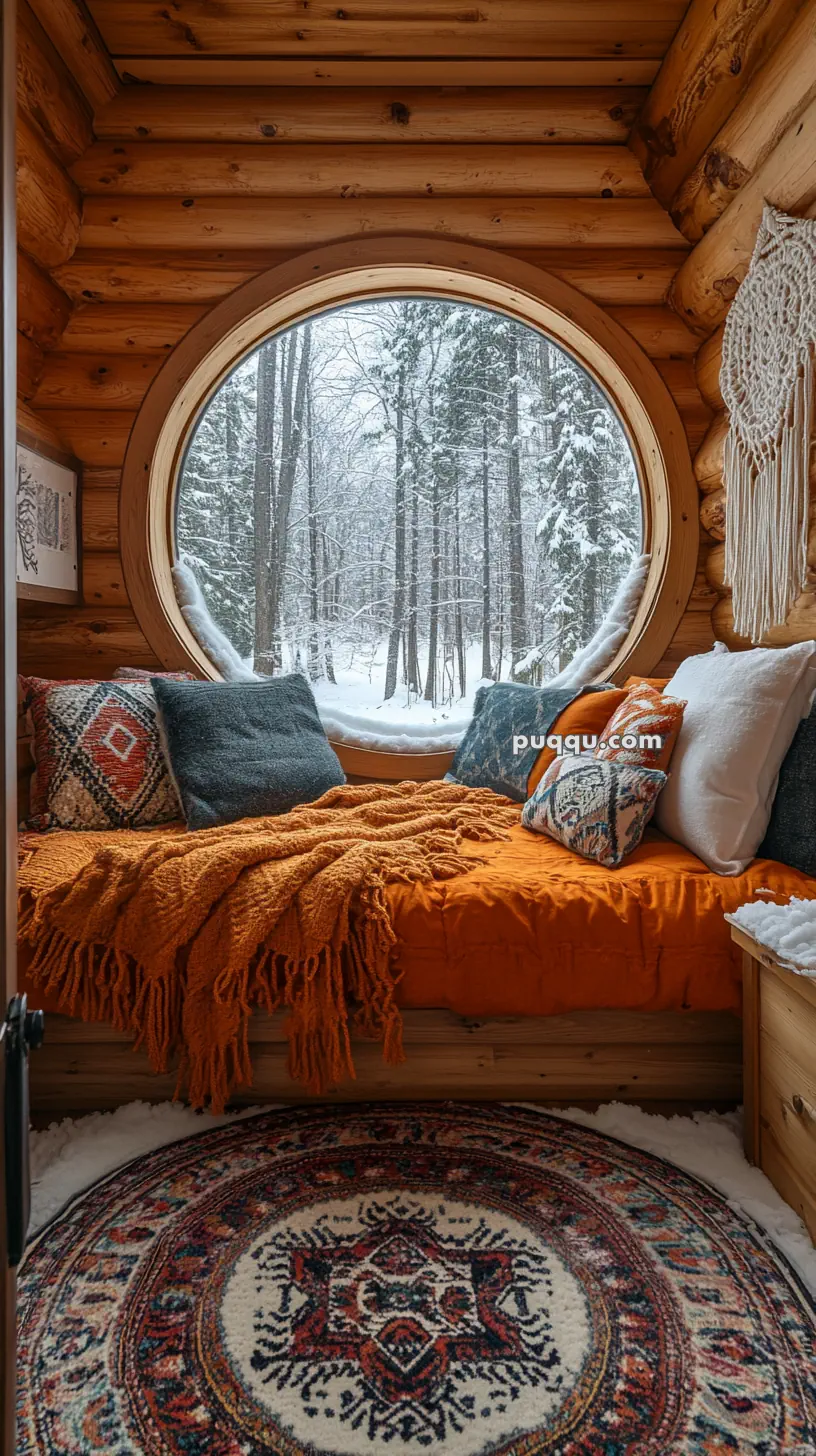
left=670, top=0, right=816, bottom=242
left=630, top=0, right=805, bottom=208
left=58, top=300, right=697, bottom=360
left=17, top=331, right=45, bottom=402
left=694, top=411, right=728, bottom=490
left=81, top=486, right=119, bottom=549
left=16, top=247, right=72, bottom=350
left=17, top=0, right=93, bottom=164
left=52, top=247, right=690, bottom=306
left=695, top=323, right=725, bottom=410
left=16, top=110, right=82, bottom=269
left=81, top=551, right=127, bottom=606
left=60, top=302, right=208, bottom=352
left=26, top=0, right=118, bottom=110
left=93, top=86, right=646, bottom=144
left=80, top=196, right=686, bottom=252
left=72, top=141, right=652, bottom=199
left=669, top=94, right=816, bottom=336
left=33, top=352, right=161, bottom=408
left=742, top=948, right=761, bottom=1163
left=699, top=489, right=726, bottom=541
left=86, top=2, right=688, bottom=59
left=28, top=1006, right=742, bottom=1113
left=111, top=57, right=662, bottom=88
left=36, top=409, right=135, bottom=464
left=16, top=605, right=155, bottom=676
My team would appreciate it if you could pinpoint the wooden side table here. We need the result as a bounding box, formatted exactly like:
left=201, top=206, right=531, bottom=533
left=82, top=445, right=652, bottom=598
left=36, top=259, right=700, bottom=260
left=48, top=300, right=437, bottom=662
left=731, top=924, right=816, bottom=1244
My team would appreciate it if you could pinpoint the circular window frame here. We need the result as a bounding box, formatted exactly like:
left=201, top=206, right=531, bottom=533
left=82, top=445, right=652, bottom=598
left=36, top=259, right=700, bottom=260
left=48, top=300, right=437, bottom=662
left=121, top=237, right=698, bottom=779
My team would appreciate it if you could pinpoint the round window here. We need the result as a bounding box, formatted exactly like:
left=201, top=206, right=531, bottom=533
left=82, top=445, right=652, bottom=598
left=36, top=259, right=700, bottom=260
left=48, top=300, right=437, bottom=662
left=175, top=298, right=642, bottom=752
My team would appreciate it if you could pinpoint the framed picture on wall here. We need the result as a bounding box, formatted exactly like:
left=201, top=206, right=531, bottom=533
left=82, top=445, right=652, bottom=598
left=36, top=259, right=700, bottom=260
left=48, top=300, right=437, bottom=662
left=15, top=436, right=80, bottom=605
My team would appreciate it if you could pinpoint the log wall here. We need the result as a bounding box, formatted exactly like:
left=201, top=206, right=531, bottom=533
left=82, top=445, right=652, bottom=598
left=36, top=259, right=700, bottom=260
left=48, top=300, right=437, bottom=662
left=636, top=0, right=816, bottom=650
left=17, top=3, right=718, bottom=684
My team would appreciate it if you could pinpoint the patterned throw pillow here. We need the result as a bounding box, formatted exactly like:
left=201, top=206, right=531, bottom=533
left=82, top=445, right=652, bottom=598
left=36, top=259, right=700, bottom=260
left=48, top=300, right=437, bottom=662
left=522, top=753, right=666, bottom=868
left=22, top=678, right=181, bottom=832
left=594, top=683, right=685, bottom=772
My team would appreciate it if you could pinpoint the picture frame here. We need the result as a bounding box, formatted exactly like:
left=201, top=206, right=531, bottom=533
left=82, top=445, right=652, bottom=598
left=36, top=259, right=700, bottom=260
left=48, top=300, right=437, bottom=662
left=15, top=428, right=81, bottom=605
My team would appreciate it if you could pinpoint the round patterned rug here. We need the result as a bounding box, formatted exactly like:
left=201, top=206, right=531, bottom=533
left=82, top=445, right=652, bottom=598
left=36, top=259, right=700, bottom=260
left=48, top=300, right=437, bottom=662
left=17, top=1104, right=815, bottom=1454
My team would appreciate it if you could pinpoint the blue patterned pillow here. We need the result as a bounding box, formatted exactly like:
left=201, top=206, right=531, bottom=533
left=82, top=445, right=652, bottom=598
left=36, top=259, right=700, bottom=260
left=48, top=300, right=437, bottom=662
left=445, top=682, right=611, bottom=801
left=522, top=754, right=666, bottom=868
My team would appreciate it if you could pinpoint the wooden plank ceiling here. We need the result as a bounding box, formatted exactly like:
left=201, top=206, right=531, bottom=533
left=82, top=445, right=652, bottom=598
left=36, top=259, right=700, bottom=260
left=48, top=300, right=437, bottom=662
left=84, top=1, right=690, bottom=87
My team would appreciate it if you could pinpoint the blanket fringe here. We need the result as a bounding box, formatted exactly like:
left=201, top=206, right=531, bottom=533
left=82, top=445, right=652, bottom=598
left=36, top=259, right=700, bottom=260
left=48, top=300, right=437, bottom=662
left=19, top=785, right=518, bottom=1111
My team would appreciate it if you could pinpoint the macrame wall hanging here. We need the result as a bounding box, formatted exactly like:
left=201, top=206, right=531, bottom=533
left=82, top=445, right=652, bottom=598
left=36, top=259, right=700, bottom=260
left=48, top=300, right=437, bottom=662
left=720, top=204, right=816, bottom=643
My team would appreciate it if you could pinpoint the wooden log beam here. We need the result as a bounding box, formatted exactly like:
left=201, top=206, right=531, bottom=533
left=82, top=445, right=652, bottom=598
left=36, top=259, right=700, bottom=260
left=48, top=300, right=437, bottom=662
left=53, top=247, right=689, bottom=308
left=17, top=248, right=72, bottom=350
left=17, top=333, right=45, bottom=402
left=670, top=0, right=816, bottom=241
left=80, top=196, right=685, bottom=252
left=17, top=0, right=93, bottom=165
left=712, top=592, right=816, bottom=648
left=629, top=0, right=804, bottom=209
left=696, top=323, right=725, bottom=410
left=33, top=352, right=160, bottom=409
left=81, top=552, right=127, bottom=607
left=36, top=409, right=135, bottom=464
left=59, top=300, right=697, bottom=360
left=84, top=3, right=688, bottom=59
left=669, top=94, right=816, bottom=336
left=71, top=141, right=651, bottom=199
left=700, top=489, right=726, bottom=540
left=112, top=58, right=662, bottom=88
left=93, top=86, right=645, bottom=145
left=25, top=0, right=118, bottom=111
left=16, top=111, right=82, bottom=269
left=81, top=487, right=119, bottom=549
left=16, top=399, right=70, bottom=454
left=17, top=606, right=153, bottom=675
left=694, top=411, right=728, bottom=490
left=60, top=302, right=207, bottom=352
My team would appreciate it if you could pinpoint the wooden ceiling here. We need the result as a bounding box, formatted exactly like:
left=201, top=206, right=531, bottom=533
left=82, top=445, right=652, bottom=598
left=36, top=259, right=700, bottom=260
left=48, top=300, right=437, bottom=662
left=83, top=1, right=691, bottom=87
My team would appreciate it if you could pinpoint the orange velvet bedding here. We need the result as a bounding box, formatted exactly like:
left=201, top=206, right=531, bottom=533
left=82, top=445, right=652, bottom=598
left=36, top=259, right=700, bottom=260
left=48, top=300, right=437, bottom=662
left=388, top=826, right=816, bottom=1018
left=18, top=823, right=815, bottom=1024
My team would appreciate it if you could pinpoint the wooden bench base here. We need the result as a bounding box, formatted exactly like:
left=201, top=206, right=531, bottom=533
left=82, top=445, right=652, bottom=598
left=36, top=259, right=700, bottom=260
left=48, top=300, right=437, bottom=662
left=29, top=1008, right=743, bottom=1114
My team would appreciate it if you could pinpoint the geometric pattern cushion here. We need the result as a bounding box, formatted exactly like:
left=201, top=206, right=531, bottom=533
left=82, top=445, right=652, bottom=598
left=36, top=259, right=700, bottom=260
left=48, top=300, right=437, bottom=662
left=22, top=678, right=181, bottom=831
left=522, top=753, right=666, bottom=867
left=594, top=683, right=686, bottom=772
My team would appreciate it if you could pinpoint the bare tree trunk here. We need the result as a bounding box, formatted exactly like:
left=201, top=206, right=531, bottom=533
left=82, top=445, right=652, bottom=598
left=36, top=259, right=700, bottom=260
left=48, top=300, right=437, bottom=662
left=321, top=531, right=336, bottom=684
left=253, top=339, right=277, bottom=673
left=506, top=327, right=526, bottom=675
left=423, top=406, right=442, bottom=703
left=453, top=476, right=465, bottom=697
left=306, top=388, right=320, bottom=679
left=269, top=325, right=312, bottom=670
left=480, top=411, right=492, bottom=680
left=384, top=365, right=406, bottom=701
left=406, top=461, right=421, bottom=694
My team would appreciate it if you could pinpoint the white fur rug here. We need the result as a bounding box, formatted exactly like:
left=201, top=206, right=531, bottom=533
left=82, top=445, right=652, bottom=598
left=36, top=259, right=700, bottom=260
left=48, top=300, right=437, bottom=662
left=29, top=1100, right=816, bottom=1295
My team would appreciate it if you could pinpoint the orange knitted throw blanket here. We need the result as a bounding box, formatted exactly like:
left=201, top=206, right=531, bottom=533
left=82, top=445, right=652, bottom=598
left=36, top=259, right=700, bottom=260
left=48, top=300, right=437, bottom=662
left=18, top=781, right=517, bottom=1112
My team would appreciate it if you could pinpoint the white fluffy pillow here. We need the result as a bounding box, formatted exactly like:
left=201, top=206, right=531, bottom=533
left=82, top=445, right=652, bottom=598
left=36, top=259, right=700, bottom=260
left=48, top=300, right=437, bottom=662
left=655, top=641, right=816, bottom=875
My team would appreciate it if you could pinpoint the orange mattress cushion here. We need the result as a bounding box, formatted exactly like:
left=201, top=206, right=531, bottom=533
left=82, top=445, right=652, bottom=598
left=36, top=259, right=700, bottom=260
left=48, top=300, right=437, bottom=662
left=387, top=826, right=816, bottom=1018
left=18, top=824, right=816, bottom=1026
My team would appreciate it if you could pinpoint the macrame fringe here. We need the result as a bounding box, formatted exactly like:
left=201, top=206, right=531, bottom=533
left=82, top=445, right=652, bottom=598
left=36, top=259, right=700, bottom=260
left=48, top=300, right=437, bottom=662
left=725, top=351, right=813, bottom=643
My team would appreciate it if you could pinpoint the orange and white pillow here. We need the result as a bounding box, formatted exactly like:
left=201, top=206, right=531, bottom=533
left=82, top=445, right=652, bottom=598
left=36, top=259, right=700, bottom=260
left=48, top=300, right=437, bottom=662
left=594, top=683, right=686, bottom=773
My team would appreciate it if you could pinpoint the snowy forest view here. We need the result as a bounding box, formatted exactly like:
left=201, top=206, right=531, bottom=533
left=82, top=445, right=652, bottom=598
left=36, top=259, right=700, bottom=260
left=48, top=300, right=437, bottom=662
left=176, top=299, right=642, bottom=742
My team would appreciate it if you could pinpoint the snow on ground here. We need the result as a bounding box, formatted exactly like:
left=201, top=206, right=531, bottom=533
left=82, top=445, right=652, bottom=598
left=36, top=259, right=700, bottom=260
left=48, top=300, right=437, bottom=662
left=312, top=642, right=489, bottom=752
left=727, top=896, right=816, bottom=973
left=27, top=1100, right=816, bottom=1295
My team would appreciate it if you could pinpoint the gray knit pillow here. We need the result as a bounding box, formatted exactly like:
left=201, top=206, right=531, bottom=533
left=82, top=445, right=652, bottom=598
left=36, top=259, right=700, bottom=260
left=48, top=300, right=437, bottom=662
left=152, top=674, right=345, bottom=830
